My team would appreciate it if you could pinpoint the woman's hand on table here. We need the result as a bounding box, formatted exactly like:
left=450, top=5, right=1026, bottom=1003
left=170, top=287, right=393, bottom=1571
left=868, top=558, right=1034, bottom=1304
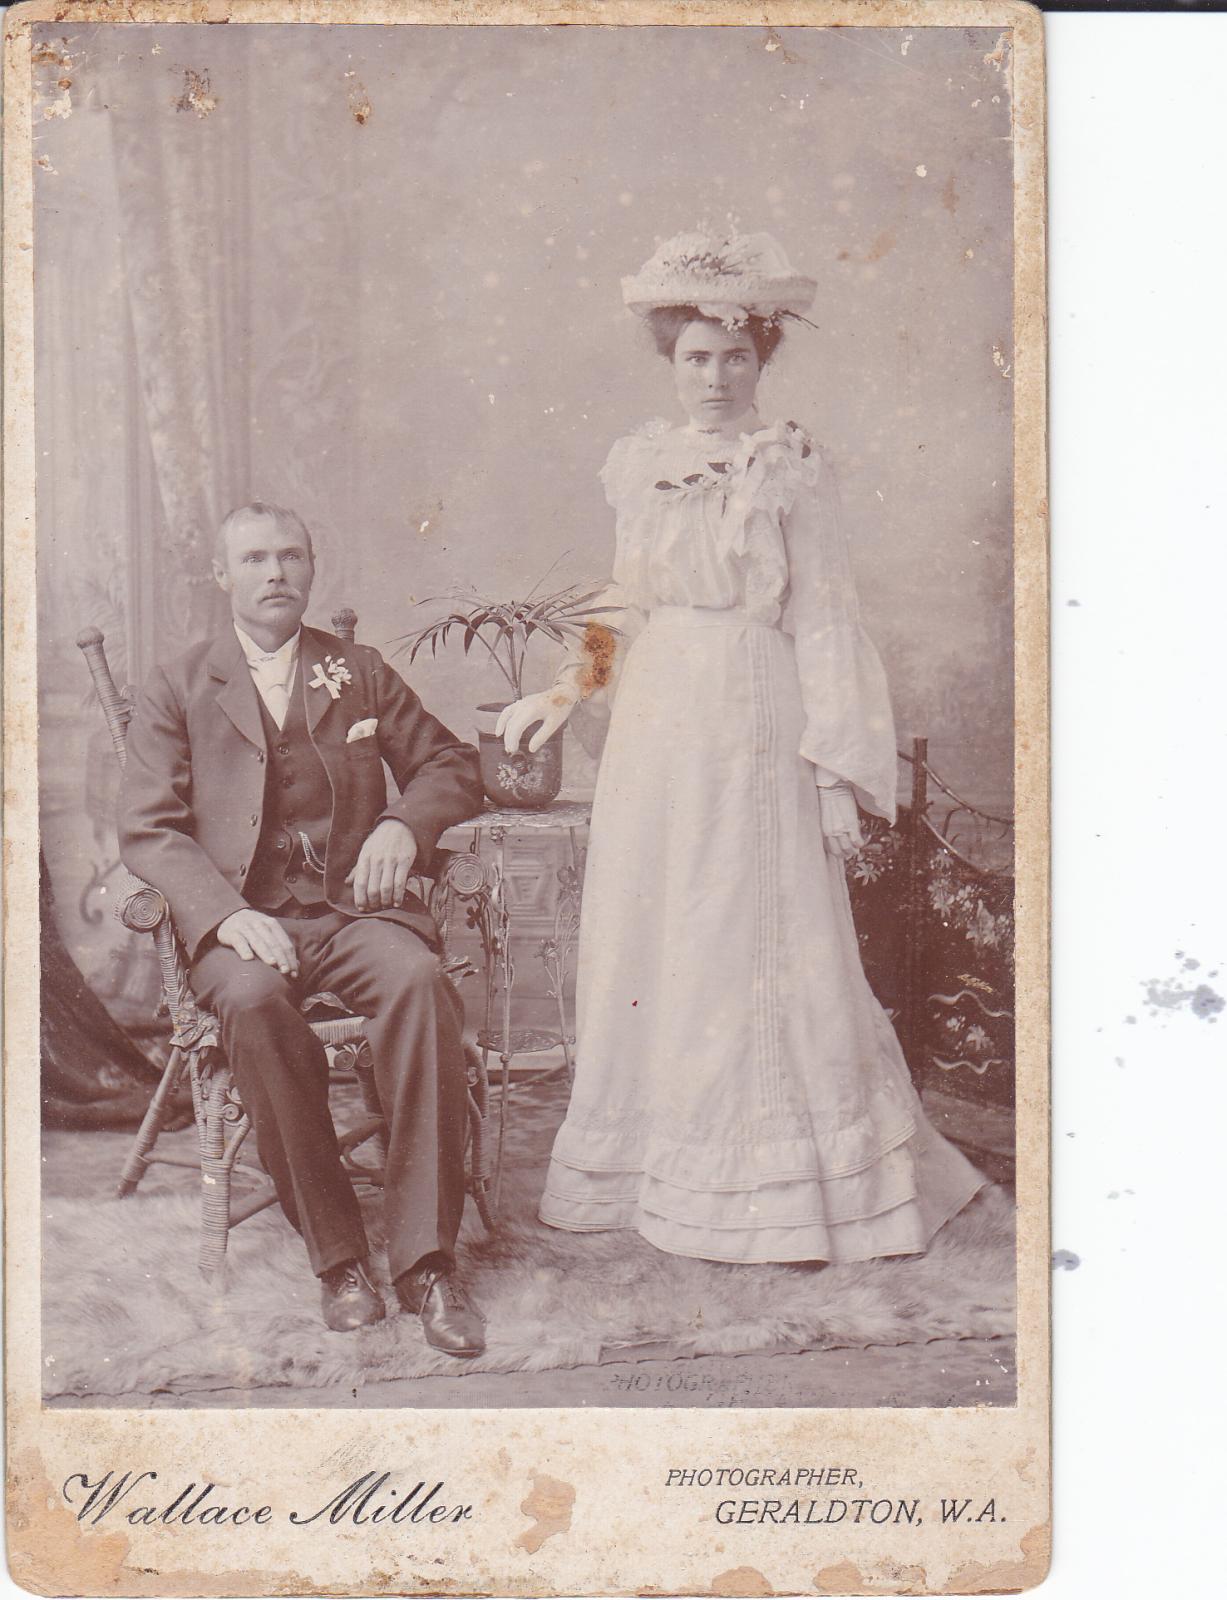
left=495, top=688, right=579, bottom=754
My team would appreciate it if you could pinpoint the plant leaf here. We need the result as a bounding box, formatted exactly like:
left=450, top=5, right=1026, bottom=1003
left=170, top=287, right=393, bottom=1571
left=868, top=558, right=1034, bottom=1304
left=523, top=549, right=573, bottom=600
left=556, top=604, right=623, bottom=620
left=533, top=621, right=567, bottom=644
left=557, top=588, right=607, bottom=612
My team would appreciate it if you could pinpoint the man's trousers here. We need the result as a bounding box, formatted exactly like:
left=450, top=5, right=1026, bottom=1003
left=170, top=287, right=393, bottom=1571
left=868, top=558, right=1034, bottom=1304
left=193, top=911, right=468, bottom=1283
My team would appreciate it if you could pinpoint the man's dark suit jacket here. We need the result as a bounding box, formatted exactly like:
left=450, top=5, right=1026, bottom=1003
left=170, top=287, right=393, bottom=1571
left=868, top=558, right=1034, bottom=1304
left=119, top=623, right=484, bottom=962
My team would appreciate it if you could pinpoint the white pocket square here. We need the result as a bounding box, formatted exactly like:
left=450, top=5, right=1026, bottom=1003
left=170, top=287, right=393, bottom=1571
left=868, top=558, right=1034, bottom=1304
left=347, top=718, right=378, bottom=742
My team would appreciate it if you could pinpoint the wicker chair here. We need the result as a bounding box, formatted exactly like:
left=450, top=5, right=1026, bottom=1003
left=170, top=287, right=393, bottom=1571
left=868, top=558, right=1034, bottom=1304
left=77, top=609, right=499, bottom=1279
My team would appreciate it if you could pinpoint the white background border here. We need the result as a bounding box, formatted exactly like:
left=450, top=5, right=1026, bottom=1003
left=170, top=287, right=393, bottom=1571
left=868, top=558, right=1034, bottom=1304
left=1047, top=9, right=1225, bottom=1597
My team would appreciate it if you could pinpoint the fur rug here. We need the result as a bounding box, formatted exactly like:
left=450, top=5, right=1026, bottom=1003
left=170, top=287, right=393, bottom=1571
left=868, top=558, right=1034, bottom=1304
left=42, top=1080, right=1015, bottom=1400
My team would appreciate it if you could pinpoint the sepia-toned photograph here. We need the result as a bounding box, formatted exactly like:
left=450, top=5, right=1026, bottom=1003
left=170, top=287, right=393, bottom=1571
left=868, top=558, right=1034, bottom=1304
left=27, top=9, right=1023, bottom=1422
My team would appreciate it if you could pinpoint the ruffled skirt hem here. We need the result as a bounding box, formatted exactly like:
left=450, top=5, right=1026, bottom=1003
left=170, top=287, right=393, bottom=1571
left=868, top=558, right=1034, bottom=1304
left=538, top=1116, right=987, bottom=1265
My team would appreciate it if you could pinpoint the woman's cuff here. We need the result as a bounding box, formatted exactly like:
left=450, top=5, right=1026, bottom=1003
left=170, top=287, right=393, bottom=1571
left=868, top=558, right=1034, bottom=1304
left=811, top=763, right=849, bottom=791
left=552, top=661, right=592, bottom=704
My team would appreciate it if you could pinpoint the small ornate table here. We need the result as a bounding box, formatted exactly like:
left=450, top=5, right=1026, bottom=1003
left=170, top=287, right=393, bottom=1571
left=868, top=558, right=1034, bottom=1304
left=433, top=800, right=592, bottom=1206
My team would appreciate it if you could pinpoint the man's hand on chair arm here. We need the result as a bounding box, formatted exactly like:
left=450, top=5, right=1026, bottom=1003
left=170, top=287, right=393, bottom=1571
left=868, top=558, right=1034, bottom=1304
left=346, top=817, right=418, bottom=910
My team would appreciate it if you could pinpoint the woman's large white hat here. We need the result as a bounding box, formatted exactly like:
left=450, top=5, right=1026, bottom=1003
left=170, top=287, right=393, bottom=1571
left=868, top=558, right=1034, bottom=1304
left=621, top=230, right=816, bottom=327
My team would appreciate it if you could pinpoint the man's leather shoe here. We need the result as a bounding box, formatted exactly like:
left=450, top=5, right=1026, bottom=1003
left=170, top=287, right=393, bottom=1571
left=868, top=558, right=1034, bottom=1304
left=319, top=1259, right=386, bottom=1333
left=396, top=1261, right=485, bottom=1357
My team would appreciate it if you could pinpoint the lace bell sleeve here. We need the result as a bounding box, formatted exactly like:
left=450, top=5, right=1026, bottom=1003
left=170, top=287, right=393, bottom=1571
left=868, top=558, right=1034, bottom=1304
left=781, top=448, right=899, bottom=823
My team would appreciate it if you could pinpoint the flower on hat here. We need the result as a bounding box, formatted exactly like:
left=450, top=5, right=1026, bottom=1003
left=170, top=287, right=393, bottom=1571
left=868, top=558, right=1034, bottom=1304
left=621, top=230, right=817, bottom=328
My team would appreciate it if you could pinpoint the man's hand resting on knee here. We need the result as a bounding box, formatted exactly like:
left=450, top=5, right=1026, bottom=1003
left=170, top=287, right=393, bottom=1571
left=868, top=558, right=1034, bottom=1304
left=346, top=817, right=418, bottom=911
left=216, top=909, right=300, bottom=977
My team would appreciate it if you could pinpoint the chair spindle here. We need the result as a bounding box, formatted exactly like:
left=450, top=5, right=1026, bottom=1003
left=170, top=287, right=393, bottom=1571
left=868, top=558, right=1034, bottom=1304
left=76, top=626, right=131, bottom=765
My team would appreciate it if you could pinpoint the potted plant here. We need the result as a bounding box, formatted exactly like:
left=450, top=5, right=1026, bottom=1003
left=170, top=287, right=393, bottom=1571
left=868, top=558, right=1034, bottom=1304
left=395, top=574, right=620, bottom=808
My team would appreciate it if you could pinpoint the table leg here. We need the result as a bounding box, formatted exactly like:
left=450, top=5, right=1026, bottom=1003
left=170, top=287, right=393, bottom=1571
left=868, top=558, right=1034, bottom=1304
left=451, top=809, right=591, bottom=1214
left=431, top=842, right=503, bottom=1223
left=486, top=827, right=515, bottom=1212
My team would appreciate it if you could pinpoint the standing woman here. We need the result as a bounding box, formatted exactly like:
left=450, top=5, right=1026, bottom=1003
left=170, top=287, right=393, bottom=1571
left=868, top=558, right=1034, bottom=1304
left=498, top=232, right=985, bottom=1264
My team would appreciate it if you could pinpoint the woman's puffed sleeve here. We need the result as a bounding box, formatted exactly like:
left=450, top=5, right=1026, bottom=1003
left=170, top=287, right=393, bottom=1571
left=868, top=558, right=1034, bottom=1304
left=545, top=429, right=656, bottom=758
left=781, top=449, right=899, bottom=822
left=598, top=434, right=635, bottom=509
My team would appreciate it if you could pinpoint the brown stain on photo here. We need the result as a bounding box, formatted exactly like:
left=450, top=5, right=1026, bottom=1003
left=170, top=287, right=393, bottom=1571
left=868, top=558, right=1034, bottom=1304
left=173, top=66, right=217, bottom=118
left=578, top=619, right=615, bottom=695
left=866, top=230, right=896, bottom=263
left=5, top=1451, right=404, bottom=1599
left=761, top=28, right=802, bottom=66
left=347, top=79, right=372, bottom=124
left=983, top=32, right=1011, bottom=76
left=7, top=1451, right=134, bottom=1598
left=941, top=173, right=959, bottom=213
left=949, top=1521, right=1052, bottom=1593
left=31, top=43, right=71, bottom=68
left=711, top=1567, right=773, bottom=1597
left=516, top=1472, right=575, bottom=1553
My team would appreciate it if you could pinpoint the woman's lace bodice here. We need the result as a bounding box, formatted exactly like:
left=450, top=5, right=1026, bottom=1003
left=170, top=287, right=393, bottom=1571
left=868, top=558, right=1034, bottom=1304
left=601, top=416, right=814, bottom=623
left=571, top=417, right=899, bottom=820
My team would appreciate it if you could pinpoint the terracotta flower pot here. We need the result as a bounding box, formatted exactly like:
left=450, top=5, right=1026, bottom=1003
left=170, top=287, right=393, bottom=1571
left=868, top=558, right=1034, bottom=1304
left=474, top=703, right=563, bottom=809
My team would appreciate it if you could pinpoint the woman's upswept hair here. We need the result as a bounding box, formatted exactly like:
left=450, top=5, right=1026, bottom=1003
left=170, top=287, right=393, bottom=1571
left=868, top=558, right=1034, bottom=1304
left=644, top=305, right=785, bottom=368
left=214, top=501, right=315, bottom=565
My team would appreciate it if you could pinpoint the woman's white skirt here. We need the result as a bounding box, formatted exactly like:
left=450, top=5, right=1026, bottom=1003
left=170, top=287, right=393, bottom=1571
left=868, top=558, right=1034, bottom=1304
left=539, top=606, right=985, bottom=1263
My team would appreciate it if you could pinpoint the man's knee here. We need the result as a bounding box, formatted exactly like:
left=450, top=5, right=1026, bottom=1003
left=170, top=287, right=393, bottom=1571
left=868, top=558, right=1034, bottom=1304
left=195, top=951, right=294, bottom=1020
left=402, top=938, right=447, bottom=988
left=352, top=925, right=446, bottom=997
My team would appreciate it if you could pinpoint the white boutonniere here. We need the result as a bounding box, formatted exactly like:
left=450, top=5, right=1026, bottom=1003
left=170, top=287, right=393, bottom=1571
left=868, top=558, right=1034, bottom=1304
left=308, top=655, right=353, bottom=701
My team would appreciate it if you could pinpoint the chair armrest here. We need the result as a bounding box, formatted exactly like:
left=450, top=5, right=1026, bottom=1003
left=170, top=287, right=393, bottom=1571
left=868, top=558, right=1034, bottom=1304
left=117, top=872, right=170, bottom=934
left=115, top=872, right=219, bottom=1052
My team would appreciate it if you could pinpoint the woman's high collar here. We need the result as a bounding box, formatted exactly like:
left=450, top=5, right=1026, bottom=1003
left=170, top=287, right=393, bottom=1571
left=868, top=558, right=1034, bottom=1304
left=682, top=409, right=764, bottom=443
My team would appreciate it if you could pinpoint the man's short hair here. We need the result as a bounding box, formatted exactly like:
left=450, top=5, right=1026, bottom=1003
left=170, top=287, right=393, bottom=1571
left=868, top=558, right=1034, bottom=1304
left=214, top=501, right=315, bottom=566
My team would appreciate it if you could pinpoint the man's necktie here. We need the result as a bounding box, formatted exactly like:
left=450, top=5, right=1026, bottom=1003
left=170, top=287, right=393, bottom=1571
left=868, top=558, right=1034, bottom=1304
left=255, top=657, right=290, bottom=729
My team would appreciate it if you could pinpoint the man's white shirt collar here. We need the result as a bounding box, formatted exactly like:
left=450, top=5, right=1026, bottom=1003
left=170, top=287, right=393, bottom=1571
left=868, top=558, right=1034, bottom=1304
left=234, top=625, right=300, bottom=729
left=234, top=623, right=301, bottom=671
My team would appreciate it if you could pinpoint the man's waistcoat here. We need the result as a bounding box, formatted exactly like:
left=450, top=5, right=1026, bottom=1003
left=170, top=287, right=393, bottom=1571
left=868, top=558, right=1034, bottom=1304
left=117, top=624, right=485, bottom=963
left=244, top=678, right=332, bottom=913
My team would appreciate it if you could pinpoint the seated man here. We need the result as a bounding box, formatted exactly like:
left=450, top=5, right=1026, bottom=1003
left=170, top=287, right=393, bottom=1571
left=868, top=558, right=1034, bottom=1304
left=118, top=501, right=487, bottom=1353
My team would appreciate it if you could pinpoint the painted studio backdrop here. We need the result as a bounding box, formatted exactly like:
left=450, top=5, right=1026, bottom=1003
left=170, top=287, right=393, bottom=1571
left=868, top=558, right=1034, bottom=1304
left=34, top=21, right=1015, bottom=1138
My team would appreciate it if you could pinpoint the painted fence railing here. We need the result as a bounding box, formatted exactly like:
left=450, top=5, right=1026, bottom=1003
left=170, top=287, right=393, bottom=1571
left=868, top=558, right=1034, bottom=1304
left=847, top=736, right=1016, bottom=1115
